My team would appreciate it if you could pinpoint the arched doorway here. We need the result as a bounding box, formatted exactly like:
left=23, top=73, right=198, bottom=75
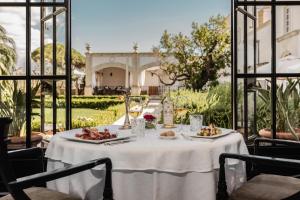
left=140, top=65, right=168, bottom=96
left=96, top=67, right=126, bottom=87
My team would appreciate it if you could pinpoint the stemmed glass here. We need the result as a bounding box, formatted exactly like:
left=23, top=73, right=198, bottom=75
left=128, top=96, right=144, bottom=136
left=128, top=96, right=143, bottom=120
left=174, top=95, right=188, bottom=134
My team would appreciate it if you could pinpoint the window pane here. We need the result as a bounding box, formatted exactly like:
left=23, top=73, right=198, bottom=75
left=56, top=9, right=66, bottom=75
left=276, top=6, right=300, bottom=74
left=0, top=80, right=27, bottom=149
left=0, top=7, right=26, bottom=76
left=32, top=79, right=66, bottom=135
left=276, top=77, right=300, bottom=140
left=31, top=7, right=42, bottom=75
left=237, top=78, right=272, bottom=139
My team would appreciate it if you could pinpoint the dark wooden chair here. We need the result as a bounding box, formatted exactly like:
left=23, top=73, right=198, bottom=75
left=216, top=138, right=300, bottom=200
left=0, top=118, right=114, bottom=200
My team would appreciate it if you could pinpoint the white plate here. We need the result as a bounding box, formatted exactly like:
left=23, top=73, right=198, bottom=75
left=61, top=133, right=135, bottom=144
left=159, top=136, right=177, bottom=140
left=190, top=130, right=234, bottom=139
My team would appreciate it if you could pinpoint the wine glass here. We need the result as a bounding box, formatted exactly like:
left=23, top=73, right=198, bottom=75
left=128, top=96, right=143, bottom=120
left=174, top=96, right=189, bottom=134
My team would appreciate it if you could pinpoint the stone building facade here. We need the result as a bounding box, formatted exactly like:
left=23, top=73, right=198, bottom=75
left=84, top=47, right=172, bottom=95
left=237, top=5, right=300, bottom=72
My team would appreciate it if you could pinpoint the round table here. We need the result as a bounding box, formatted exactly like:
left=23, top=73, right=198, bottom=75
left=45, top=125, right=248, bottom=200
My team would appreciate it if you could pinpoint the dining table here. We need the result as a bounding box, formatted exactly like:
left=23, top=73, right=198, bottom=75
left=45, top=125, right=249, bottom=200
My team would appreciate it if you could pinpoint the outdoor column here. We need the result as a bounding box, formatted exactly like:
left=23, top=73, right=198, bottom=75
left=131, top=52, right=141, bottom=95
left=84, top=52, right=93, bottom=95
left=125, top=64, right=129, bottom=88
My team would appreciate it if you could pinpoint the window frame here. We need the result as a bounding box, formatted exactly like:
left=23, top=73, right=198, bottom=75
left=0, top=0, right=72, bottom=148
left=232, top=0, right=300, bottom=142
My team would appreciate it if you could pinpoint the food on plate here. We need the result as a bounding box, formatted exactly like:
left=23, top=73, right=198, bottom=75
left=75, top=128, right=117, bottom=140
left=160, top=130, right=176, bottom=137
left=197, top=124, right=221, bottom=137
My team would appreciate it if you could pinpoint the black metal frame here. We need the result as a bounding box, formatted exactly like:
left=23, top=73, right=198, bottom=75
left=0, top=117, right=113, bottom=200
left=217, top=138, right=300, bottom=200
left=0, top=0, right=72, bottom=148
left=232, top=0, right=300, bottom=141
left=216, top=153, right=300, bottom=200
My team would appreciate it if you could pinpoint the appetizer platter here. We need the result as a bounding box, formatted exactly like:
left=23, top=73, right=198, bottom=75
left=191, top=124, right=231, bottom=139
left=61, top=127, right=134, bottom=144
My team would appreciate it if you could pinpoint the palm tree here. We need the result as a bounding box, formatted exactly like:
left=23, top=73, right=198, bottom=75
left=0, top=25, right=17, bottom=76
left=0, top=25, right=17, bottom=103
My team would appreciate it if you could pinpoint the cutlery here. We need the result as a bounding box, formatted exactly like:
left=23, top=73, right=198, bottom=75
left=104, top=139, right=133, bottom=146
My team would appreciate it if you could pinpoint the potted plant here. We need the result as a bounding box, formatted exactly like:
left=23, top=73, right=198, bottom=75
left=254, top=79, right=300, bottom=140
left=0, top=80, right=43, bottom=149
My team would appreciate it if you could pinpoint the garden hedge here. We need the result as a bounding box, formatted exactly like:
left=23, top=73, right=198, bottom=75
left=33, top=99, right=124, bottom=109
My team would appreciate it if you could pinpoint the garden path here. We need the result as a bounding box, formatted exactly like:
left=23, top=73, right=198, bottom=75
left=113, top=98, right=162, bottom=126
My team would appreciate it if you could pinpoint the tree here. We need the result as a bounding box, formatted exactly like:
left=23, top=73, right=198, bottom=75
left=0, top=25, right=17, bottom=76
left=155, top=15, right=230, bottom=91
left=31, top=43, right=85, bottom=69
left=31, top=44, right=86, bottom=94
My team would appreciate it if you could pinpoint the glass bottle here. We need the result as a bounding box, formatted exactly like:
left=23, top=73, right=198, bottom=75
left=163, top=91, right=174, bottom=128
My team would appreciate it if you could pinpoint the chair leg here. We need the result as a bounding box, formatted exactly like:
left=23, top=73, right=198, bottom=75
left=103, top=160, right=113, bottom=200
left=216, top=155, right=229, bottom=200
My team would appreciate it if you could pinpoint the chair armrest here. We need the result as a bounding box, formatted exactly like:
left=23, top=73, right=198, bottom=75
left=8, top=148, right=43, bottom=160
left=8, top=158, right=112, bottom=190
left=220, top=153, right=300, bottom=169
left=254, top=138, right=300, bottom=155
left=216, top=153, right=300, bottom=200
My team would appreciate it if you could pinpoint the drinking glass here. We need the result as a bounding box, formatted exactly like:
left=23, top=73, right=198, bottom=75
left=174, top=96, right=188, bottom=133
left=128, top=96, right=143, bottom=119
left=131, top=118, right=145, bottom=138
left=189, top=114, right=203, bottom=132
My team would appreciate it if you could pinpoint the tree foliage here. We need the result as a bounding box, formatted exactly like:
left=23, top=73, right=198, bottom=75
left=155, top=15, right=230, bottom=91
left=31, top=43, right=86, bottom=69
left=0, top=25, right=17, bottom=76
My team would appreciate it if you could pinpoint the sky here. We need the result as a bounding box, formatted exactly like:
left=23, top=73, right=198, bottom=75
left=72, top=0, right=230, bottom=53
left=0, top=0, right=230, bottom=67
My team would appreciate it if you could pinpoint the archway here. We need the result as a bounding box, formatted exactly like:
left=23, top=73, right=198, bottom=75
left=96, top=67, right=126, bottom=87
left=140, top=65, right=168, bottom=96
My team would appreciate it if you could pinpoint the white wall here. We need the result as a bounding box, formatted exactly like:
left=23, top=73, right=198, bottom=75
left=97, top=67, right=126, bottom=87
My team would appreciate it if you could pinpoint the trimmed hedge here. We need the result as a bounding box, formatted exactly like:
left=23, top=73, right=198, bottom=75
left=35, top=95, right=148, bottom=100
left=60, top=95, right=122, bottom=100
left=33, top=95, right=148, bottom=109
left=34, top=99, right=124, bottom=109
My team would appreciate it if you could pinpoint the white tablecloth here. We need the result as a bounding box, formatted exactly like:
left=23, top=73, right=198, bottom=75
left=45, top=125, right=248, bottom=200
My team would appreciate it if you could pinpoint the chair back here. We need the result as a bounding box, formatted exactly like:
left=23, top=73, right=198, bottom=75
left=0, top=117, right=12, bottom=150
left=253, top=138, right=300, bottom=177
left=0, top=118, right=30, bottom=199
left=0, top=118, right=16, bottom=185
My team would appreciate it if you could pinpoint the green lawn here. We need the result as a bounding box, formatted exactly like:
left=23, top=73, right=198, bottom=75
left=32, top=103, right=125, bottom=130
